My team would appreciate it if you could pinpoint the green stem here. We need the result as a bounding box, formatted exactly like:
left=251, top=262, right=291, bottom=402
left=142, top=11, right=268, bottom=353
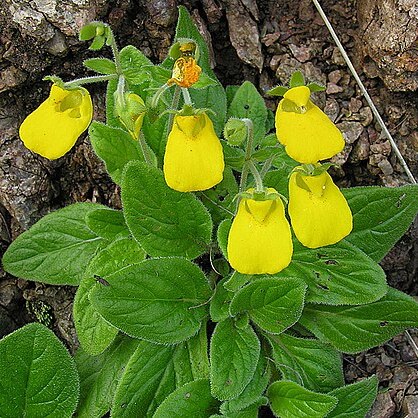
left=63, top=74, right=117, bottom=88
left=248, top=161, right=264, bottom=192
left=138, top=132, right=153, bottom=165
left=107, top=26, right=122, bottom=75
left=181, top=88, right=192, bottom=106
left=166, top=85, right=181, bottom=133
left=238, top=118, right=255, bottom=198
left=150, top=83, right=170, bottom=109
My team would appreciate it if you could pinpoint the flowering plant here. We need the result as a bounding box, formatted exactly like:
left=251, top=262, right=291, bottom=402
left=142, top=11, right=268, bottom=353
left=2, top=7, right=418, bottom=418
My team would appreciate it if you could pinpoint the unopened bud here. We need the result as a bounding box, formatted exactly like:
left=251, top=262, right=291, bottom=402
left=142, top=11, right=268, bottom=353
left=223, top=118, right=247, bottom=146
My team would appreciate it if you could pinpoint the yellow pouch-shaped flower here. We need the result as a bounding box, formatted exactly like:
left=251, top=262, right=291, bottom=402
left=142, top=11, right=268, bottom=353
left=227, top=189, right=293, bottom=275
left=163, top=113, right=224, bottom=192
left=275, top=86, right=344, bottom=163
left=19, top=84, right=93, bottom=160
left=288, top=170, right=352, bottom=248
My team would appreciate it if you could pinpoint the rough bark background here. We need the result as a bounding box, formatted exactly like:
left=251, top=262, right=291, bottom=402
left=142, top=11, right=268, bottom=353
left=0, top=0, right=417, bottom=416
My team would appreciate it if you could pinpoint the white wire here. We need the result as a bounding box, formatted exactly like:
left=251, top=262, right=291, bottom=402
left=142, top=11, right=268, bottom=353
left=311, top=0, right=417, bottom=184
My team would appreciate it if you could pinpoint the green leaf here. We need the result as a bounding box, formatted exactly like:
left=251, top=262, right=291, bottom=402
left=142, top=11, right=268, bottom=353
left=343, top=185, right=418, bottom=261
left=230, top=278, right=307, bottom=334
left=187, top=325, right=210, bottom=380
left=268, top=380, right=337, bottom=418
left=121, top=161, right=212, bottom=259
left=120, top=45, right=152, bottom=85
left=307, top=82, right=325, bottom=92
left=2, top=203, right=104, bottom=285
left=153, top=379, right=220, bottom=418
left=267, top=85, right=289, bottom=97
left=75, top=335, right=139, bottom=418
left=112, top=340, right=176, bottom=418
left=210, top=277, right=233, bottom=322
left=266, top=333, right=344, bottom=393
left=84, top=57, right=117, bottom=74
left=106, top=78, right=124, bottom=128
left=86, top=207, right=129, bottom=240
left=90, top=257, right=211, bottom=344
left=220, top=354, right=270, bottom=414
left=175, top=6, right=227, bottom=135
left=227, top=81, right=267, bottom=144
left=277, top=239, right=387, bottom=305
left=222, top=142, right=245, bottom=171
left=193, top=72, right=218, bottom=89
left=217, top=219, right=231, bottom=258
left=299, top=287, right=418, bottom=353
left=327, top=376, right=378, bottom=418
left=210, top=318, right=260, bottom=400
left=73, top=237, right=145, bottom=355
left=89, top=121, right=144, bottom=185
left=0, top=323, right=79, bottom=418
left=89, top=35, right=106, bottom=51
left=289, top=71, right=305, bottom=88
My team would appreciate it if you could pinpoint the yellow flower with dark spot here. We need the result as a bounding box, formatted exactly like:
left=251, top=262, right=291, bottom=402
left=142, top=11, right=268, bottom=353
left=163, top=113, right=224, bottom=192
left=288, top=170, right=352, bottom=248
left=167, top=56, right=202, bottom=88
left=275, top=86, right=344, bottom=163
left=19, top=84, right=93, bottom=160
left=227, top=189, right=293, bottom=275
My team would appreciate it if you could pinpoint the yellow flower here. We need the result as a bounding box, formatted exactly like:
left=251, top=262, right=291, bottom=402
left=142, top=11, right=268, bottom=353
left=288, top=170, right=352, bottom=248
left=163, top=113, right=224, bottom=192
left=275, top=86, right=344, bottom=163
left=167, top=56, right=202, bottom=88
left=19, top=84, right=93, bottom=160
left=227, top=189, right=293, bottom=275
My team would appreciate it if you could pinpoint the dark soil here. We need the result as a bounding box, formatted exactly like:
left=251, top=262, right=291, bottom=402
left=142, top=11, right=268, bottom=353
left=1, top=1, right=417, bottom=417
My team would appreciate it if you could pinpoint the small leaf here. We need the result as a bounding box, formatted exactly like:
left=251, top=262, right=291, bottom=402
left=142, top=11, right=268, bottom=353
left=222, top=142, right=245, bottom=171
left=153, top=379, right=220, bottom=418
left=343, top=185, right=418, bottom=261
left=90, top=258, right=211, bottom=344
left=289, top=71, right=305, bottom=88
left=89, top=35, right=106, bottom=51
left=230, top=278, right=307, bottom=334
left=220, top=354, right=270, bottom=414
left=277, top=239, right=387, bottom=305
left=120, top=45, right=152, bottom=85
left=0, top=323, right=79, bottom=418
left=299, top=287, right=418, bottom=353
left=2, top=203, right=104, bottom=285
left=327, top=376, right=378, bottom=418
left=217, top=219, right=232, bottom=259
left=86, top=207, right=129, bottom=241
left=193, top=72, right=218, bottom=89
left=267, top=85, right=289, bottom=97
left=121, top=161, right=212, bottom=259
left=268, top=380, right=337, bottom=418
left=89, top=121, right=144, bottom=185
left=210, top=318, right=260, bottom=400
left=307, top=82, right=325, bottom=92
left=73, top=237, right=145, bottom=355
left=267, top=333, right=344, bottom=393
left=227, top=81, right=267, bottom=144
left=84, top=57, right=117, bottom=75
left=75, top=335, right=139, bottom=418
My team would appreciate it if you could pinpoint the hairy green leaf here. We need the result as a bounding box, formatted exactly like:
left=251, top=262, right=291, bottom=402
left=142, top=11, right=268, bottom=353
left=210, top=318, right=260, bottom=400
left=2, top=203, right=104, bottom=285
left=277, top=240, right=387, bottom=305
left=210, top=277, right=233, bottom=322
left=73, top=237, right=145, bottom=355
left=343, top=185, right=418, bottom=261
left=327, top=376, right=378, bottom=418
left=89, top=121, right=144, bottom=185
left=86, top=207, right=129, bottom=241
left=0, top=323, right=79, bottom=418
left=230, top=278, right=307, bottom=334
left=299, top=287, right=418, bottom=353
left=153, top=379, right=220, bottom=418
left=90, top=257, right=211, bottom=344
left=268, top=380, right=337, bottom=418
left=75, top=335, right=139, bottom=418
left=122, top=161, right=212, bottom=259
left=120, top=45, right=152, bottom=85
left=267, top=333, right=344, bottom=392
left=84, top=57, right=117, bottom=75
